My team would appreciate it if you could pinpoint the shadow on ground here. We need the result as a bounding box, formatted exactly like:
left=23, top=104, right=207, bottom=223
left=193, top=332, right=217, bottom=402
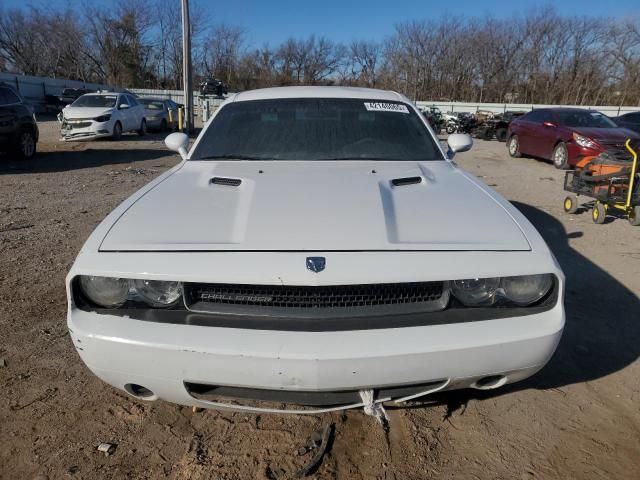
left=0, top=146, right=177, bottom=174
left=391, top=201, right=639, bottom=411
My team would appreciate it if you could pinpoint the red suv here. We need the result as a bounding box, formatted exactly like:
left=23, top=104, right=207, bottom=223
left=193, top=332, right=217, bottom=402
left=506, top=108, right=640, bottom=168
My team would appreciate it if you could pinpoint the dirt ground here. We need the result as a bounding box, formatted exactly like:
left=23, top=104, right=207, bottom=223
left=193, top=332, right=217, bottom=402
left=0, top=118, right=638, bottom=480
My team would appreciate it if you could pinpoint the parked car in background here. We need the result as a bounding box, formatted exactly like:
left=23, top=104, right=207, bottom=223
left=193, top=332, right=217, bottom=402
left=610, top=111, right=640, bottom=134
left=200, top=78, right=228, bottom=97
left=477, top=111, right=526, bottom=142
left=507, top=108, right=640, bottom=168
left=67, top=86, right=564, bottom=414
left=59, top=92, right=146, bottom=141
left=139, top=98, right=180, bottom=131
left=0, top=82, right=38, bottom=159
left=45, top=88, right=93, bottom=112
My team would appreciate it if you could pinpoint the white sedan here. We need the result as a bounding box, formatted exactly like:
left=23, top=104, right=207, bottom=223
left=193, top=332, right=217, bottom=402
left=59, top=92, right=147, bottom=141
left=66, top=86, right=564, bottom=414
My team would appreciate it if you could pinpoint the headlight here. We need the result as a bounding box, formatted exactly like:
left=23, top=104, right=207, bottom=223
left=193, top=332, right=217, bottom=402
left=79, top=276, right=129, bottom=308
left=133, top=279, right=182, bottom=307
left=501, top=274, right=553, bottom=306
left=94, top=114, right=111, bottom=123
left=451, top=277, right=500, bottom=306
left=572, top=132, right=598, bottom=149
left=77, top=276, right=182, bottom=308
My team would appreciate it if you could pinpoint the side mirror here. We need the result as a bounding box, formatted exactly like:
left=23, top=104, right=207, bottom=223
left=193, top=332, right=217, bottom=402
left=119, top=103, right=129, bottom=110
left=165, top=132, right=189, bottom=159
left=543, top=121, right=557, bottom=128
left=447, top=133, right=473, bottom=157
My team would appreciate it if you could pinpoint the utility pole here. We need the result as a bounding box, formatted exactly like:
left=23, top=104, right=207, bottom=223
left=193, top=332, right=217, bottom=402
left=181, top=0, right=194, bottom=133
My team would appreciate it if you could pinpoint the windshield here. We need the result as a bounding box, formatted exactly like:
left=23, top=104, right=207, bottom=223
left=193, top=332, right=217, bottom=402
left=72, top=95, right=117, bottom=108
left=140, top=99, right=164, bottom=110
left=557, top=110, right=617, bottom=128
left=191, top=98, right=444, bottom=161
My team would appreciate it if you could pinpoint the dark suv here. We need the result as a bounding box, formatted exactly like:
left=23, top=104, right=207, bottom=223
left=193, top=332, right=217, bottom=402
left=199, top=78, right=228, bottom=97
left=0, top=84, right=38, bottom=159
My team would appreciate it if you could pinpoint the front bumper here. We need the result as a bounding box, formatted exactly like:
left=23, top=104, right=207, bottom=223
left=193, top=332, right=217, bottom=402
left=60, top=120, right=113, bottom=142
left=68, top=300, right=564, bottom=413
left=566, top=142, right=601, bottom=166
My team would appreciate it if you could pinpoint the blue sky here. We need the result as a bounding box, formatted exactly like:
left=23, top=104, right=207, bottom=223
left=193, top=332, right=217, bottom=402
left=4, top=0, right=640, bottom=45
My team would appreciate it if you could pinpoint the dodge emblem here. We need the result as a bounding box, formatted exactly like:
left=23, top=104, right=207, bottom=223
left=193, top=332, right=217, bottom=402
left=306, top=257, right=326, bottom=273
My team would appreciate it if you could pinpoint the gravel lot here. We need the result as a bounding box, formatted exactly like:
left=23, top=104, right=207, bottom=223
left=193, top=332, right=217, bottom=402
left=1, top=118, right=638, bottom=479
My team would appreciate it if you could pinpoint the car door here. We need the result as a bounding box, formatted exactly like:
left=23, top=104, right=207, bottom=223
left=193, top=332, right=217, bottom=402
left=0, top=87, right=19, bottom=146
left=515, top=110, right=542, bottom=155
left=126, top=95, right=144, bottom=129
left=116, top=94, right=132, bottom=130
left=534, top=110, right=560, bottom=159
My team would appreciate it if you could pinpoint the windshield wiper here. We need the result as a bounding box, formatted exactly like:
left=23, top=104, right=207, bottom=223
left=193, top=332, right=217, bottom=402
left=198, top=154, right=274, bottom=160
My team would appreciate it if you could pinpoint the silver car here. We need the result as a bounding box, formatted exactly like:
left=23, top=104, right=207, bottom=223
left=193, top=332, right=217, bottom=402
left=139, top=98, right=180, bottom=132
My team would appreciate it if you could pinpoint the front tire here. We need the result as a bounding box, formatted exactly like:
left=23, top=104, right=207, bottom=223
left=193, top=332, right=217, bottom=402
left=553, top=142, right=569, bottom=169
left=592, top=202, right=606, bottom=224
left=496, top=128, right=508, bottom=142
left=563, top=195, right=578, bottom=214
left=628, top=206, right=640, bottom=226
left=15, top=129, right=36, bottom=159
left=508, top=135, right=521, bottom=158
left=112, top=121, right=122, bottom=140
left=138, top=119, right=147, bottom=136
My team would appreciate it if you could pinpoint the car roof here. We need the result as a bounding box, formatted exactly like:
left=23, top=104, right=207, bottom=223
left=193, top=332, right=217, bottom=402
left=233, top=86, right=407, bottom=103
left=139, top=97, right=167, bottom=102
left=538, top=107, right=600, bottom=113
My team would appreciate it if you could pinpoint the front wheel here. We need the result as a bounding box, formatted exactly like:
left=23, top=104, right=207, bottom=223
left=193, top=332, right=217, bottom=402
left=446, top=124, right=456, bottom=134
left=496, top=128, right=508, bottom=142
left=507, top=135, right=521, bottom=158
left=15, top=129, right=36, bottom=159
left=112, top=121, right=122, bottom=140
left=563, top=194, right=578, bottom=214
left=592, top=202, right=606, bottom=224
left=138, top=119, right=147, bottom=136
left=628, top=206, right=640, bottom=226
left=552, top=142, right=569, bottom=169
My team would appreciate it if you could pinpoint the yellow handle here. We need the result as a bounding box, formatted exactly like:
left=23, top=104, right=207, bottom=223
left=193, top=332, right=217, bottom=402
left=178, top=107, right=184, bottom=132
left=625, top=139, right=638, bottom=209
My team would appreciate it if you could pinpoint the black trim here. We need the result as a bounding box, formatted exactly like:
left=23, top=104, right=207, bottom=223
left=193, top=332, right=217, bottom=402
left=72, top=277, right=558, bottom=332
left=184, top=380, right=446, bottom=406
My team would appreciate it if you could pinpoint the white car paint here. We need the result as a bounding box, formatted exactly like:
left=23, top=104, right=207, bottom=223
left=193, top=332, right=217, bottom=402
left=66, top=86, right=565, bottom=414
left=60, top=92, right=146, bottom=141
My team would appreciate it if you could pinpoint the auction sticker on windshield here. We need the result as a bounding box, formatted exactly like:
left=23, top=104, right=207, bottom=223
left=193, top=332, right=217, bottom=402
left=364, top=102, right=409, bottom=114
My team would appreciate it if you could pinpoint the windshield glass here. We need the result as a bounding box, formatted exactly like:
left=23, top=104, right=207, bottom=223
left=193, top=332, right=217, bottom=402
left=191, top=98, right=444, bottom=161
left=557, top=110, right=617, bottom=128
left=140, top=99, right=164, bottom=110
left=72, top=95, right=117, bottom=108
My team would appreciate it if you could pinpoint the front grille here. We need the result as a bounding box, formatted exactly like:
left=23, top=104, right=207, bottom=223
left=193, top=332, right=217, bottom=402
left=64, top=121, right=92, bottom=129
left=185, top=281, right=444, bottom=309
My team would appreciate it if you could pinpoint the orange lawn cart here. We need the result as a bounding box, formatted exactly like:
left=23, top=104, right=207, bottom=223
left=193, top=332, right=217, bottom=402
left=563, top=139, right=639, bottom=225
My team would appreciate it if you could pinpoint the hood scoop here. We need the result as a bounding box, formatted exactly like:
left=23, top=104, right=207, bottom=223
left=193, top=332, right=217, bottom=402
left=211, top=177, right=242, bottom=187
left=391, top=176, right=423, bottom=187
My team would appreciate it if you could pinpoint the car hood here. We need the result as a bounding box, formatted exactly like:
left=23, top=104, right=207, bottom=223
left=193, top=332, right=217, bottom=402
left=99, top=161, right=531, bottom=252
left=571, top=127, right=640, bottom=142
left=63, top=107, right=113, bottom=119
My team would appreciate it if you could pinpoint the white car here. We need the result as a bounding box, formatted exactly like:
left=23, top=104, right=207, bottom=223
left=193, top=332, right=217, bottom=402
left=60, top=92, right=147, bottom=141
left=66, top=86, right=565, bottom=414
